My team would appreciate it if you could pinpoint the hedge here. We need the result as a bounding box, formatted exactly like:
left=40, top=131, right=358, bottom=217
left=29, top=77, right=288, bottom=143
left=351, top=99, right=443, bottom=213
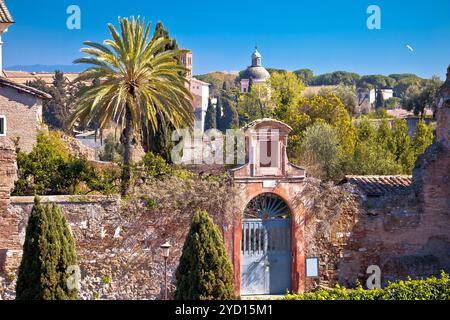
left=283, top=272, right=450, bottom=300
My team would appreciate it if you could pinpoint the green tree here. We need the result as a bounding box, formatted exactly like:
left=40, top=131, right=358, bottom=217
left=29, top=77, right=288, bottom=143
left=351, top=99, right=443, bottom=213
left=318, top=84, right=358, bottom=117
left=348, top=119, right=402, bottom=175
left=221, top=95, right=239, bottom=130
left=215, top=96, right=224, bottom=131
left=391, top=119, right=415, bottom=173
left=16, top=198, right=78, bottom=300
left=300, top=123, right=343, bottom=180
left=27, top=71, right=83, bottom=132
left=237, top=83, right=273, bottom=125
left=375, top=90, right=385, bottom=109
left=175, top=210, right=235, bottom=300
left=98, top=133, right=124, bottom=162
left=402, top=75, right=443, bottom=117
left=204, top=99, right=217, bottom=130
left=358, top=75, right=396, bottom=89
left=293, top=69, right=314, bottom=85
left=70, top=17, right=194, bottom=195
left=311, top=71, right=360, bottom=86
left=269, top=71, right=304, bottom=119
left=412, top=120, right=434, bottom=157
left=384, top=97, right=402, bottom=109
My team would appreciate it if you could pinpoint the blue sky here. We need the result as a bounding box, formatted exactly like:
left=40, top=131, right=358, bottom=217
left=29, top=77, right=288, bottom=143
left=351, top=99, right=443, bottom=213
left=3, top=0, right=450, bottom=78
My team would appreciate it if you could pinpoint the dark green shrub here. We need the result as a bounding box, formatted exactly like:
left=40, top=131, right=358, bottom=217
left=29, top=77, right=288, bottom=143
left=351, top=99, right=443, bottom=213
left=142, top=151, right=173, bottom=179
left=175, top=210, right=235, bottom=300
left=16, top=197, right=79, bottom=300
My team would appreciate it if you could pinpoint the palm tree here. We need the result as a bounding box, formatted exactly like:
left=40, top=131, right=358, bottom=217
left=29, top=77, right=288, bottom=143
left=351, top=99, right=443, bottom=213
left=70, top=17, right=194, bottom=194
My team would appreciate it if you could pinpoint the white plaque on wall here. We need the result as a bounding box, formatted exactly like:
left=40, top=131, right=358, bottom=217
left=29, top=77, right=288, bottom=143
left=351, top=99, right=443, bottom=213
left=263, top=180, right=276, bottom=188
left=306, top=257, right=319, bottom=277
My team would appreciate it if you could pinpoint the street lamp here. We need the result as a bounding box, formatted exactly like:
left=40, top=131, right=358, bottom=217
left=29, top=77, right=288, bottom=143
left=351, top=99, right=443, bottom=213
left=160, top=242, right=172, bottom=300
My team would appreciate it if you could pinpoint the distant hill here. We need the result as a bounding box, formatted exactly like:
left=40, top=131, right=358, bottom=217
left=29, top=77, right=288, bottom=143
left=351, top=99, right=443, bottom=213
left=195, top=72, right=238, bottom=96
left=6, top=64, right=86, bottom=73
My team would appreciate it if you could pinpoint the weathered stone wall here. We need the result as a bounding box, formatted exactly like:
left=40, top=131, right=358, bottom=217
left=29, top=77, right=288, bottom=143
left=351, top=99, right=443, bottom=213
left=1, top=195, right=190, bottom=300
left=0, top=147, right=19, bottom=285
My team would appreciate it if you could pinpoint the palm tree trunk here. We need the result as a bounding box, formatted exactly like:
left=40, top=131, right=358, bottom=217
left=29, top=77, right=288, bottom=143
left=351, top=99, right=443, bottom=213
left=121, top=104, right=134, bottom=195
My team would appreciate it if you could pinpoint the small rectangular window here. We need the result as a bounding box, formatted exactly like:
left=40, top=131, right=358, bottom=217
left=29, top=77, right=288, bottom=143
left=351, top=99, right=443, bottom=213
left=0, top=116, right=6, bottom=136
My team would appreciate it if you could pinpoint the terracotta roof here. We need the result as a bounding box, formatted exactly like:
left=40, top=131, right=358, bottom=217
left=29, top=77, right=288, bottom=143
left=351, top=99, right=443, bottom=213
left=0, top=0, right=13, bottom=23
left=341, top=175, right=412, bottom=196
left=190, top=77, right=210, bottom=86
left=243, top=118, right=293, bottom=133
left=0, top=77, right=51, bottom=99
left=2, top=71, right=80, bottom=85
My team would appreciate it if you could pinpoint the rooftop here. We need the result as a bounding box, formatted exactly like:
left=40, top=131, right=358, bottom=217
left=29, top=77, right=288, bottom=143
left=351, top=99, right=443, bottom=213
left=0, top=0, right=13, bottom=24
left=341, top=175, right=412, bottom=197
left=2, top=71, right=80, bottom=85
left=0, top=77, right=52, bottom=99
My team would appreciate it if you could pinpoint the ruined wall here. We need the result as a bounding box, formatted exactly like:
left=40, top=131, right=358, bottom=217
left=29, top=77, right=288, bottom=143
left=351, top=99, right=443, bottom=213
left=301, top=182, right=450, bottom=289
left=0, top=147, right=19, bottom=284
left=1, top=195, right=191, bottom=300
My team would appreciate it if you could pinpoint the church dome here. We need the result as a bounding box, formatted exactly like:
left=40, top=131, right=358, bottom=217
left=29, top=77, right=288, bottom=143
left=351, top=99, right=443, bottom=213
left=242, top=66, right=270, bottom=82
left=242, top=47, right=270, bottom=82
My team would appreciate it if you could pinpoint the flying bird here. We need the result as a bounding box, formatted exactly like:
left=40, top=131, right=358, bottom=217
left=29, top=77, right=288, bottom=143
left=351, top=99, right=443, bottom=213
left=406, top=45, right=414, bottom=52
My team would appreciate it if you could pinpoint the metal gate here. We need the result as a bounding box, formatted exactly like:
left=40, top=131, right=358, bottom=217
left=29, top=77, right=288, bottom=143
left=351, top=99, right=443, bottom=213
left=241, top=218, right=292, bottom=295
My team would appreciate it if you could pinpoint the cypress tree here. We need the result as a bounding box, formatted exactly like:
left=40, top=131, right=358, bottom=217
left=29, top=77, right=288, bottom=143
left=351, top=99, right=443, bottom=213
left=375, top=89, right=385, bottom=109
left=215, top=96, right=224, bottom=132
left=16, top=197, right=78, bottom=300
left=204, top=99, right=217, bottom=130
left=175, top=210, right=235, bottom=300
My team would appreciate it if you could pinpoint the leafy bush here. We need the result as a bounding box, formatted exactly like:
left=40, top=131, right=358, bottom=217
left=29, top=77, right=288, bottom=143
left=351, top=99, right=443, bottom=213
left=141, top=151, right=173, bottom=178
left=16, top=197, right=79, bottom=300
left=13, top=131, right=119, bottom=195
left=175, top=210, right=235, bottom=300
left=283, top=272, right=450, bottom=300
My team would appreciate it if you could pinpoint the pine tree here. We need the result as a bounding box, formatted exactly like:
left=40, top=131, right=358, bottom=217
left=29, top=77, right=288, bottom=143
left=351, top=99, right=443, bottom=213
left=16, top=197, right=78, bottom=300
left=175, top=210, right=235, bottom=300
left=204, top=99, right=217, bottom=130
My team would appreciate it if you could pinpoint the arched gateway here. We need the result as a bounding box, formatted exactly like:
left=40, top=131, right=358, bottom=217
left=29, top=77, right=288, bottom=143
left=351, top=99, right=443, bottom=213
left=241, top=193, right=292, bottom=295
left=228, top=118, right=307, bottom=296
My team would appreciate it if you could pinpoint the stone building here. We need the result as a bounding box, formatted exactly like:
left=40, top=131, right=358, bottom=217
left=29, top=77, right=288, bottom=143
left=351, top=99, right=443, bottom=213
left=240, top=48, right=270, bottom=93
left=0, top=78, right=51, bottom=153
